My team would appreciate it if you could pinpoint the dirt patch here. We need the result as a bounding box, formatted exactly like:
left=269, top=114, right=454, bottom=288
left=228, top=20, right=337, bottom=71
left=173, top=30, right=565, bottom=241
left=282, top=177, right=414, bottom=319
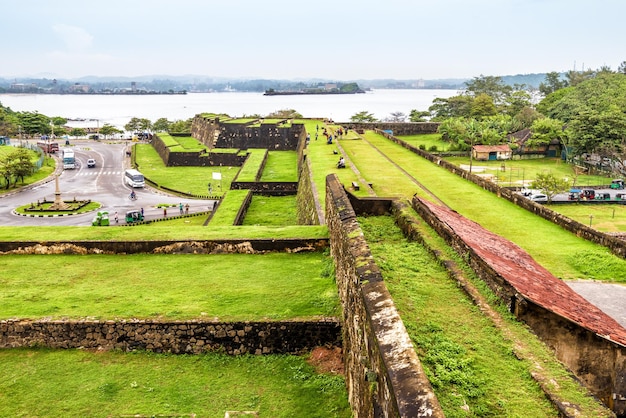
left=307, top=346, right=344, bottom=376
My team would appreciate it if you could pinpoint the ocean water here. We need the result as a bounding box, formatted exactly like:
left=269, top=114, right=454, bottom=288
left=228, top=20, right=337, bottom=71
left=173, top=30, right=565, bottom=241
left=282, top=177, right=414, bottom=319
left=0, top=89, right=458, bottom=129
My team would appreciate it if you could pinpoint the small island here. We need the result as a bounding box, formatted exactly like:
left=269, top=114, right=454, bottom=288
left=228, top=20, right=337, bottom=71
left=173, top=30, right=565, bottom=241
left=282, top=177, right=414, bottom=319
left=264, top=82, right=365, bottom=96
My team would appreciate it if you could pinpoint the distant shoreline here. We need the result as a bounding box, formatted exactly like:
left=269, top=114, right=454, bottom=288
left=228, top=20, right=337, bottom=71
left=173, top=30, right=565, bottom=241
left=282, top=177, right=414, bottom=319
left=1, top=91, right=187, bottom=95
left=263, top=90, right=365, bottom=96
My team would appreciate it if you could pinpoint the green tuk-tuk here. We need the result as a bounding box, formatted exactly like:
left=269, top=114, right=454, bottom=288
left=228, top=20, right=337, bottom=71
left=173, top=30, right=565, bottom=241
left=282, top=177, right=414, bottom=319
left=125, top=210, right=144, bottom=223
left=610, top=179, right=625, bottom=189
left=92, top=211, right=110, bottom=226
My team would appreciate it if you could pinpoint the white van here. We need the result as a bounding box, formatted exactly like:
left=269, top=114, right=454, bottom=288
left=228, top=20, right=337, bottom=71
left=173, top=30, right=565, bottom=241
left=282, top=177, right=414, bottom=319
left=125, top=169, right=145, bottom=188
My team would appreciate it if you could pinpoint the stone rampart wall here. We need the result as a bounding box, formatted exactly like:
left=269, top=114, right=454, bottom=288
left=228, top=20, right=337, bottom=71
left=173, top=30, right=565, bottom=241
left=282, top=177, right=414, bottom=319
left=0, top=239, right=329, bottom=255
left=150, top=133, right=246, bottom=167
left=296, top=157, right=322, bottom=225
left=347, top=122, right=440, bottom=136
left=410, top=195, right=626, bottom=416
left=325, top=174, right=444, bottom=418
left=0, top=319, right=341, bottom=355
left=230, top=182, right=298, bottom=194
left=191, top=116, right=305, bottom=151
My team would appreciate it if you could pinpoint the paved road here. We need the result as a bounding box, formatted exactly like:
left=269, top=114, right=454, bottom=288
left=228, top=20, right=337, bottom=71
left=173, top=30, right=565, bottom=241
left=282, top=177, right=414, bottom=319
left=0, top=140, right=217, bottom=226
left=566, top=281, right=626, bottom=329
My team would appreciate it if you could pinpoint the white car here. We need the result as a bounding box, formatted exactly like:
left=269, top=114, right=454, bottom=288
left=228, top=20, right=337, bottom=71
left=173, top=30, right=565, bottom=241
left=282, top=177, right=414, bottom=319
left=529, top=194, right=548, bottom=203
left=87, top=158, right=96, bottom=168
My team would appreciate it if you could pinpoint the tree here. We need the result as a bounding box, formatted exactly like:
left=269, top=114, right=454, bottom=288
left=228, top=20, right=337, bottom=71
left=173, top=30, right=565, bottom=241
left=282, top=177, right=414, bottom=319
left=10, top=148, right=36, bottom=185
left=531, top=172, right=569, bottom=203
left=16, top=111, right=50, bottom=136
left=386, top=111, right=406, bottom=122
left=409, top=110, right=430, bottom=122
left=429, top=95, right=473, bottom=120
left=464, top=75, right=512, bottom=105
left=98, top=124, right=123, bottom=139
left=565, top=69, right=595, bottom=87
left=69, top=128, right=87, bottom=138
left=0, top=147, right=36, bottom=187
left=539, top=71, right=568, bottom=96
left=528, top=118, right=567, bottom=150
left=153, top=118, right=171, bottom=132
left=124, top=117, right=152, bottom=133
left=470, top=93, right=497, bottom=118
left=266, top=109, right=302, bottom=119
left=350, top=111, right=377, bottom=122
left=618, top=61, right=626, bottom=75
left=168, top=118, right=193, bottom=133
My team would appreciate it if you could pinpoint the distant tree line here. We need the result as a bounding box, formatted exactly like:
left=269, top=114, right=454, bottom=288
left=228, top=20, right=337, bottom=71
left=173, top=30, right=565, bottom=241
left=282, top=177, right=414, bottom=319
left=350, top=61, right=626, bottom=177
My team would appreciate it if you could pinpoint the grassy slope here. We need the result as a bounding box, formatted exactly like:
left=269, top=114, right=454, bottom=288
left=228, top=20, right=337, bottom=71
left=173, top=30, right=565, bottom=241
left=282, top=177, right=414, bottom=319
left=339, top=131, right=626, bottom=283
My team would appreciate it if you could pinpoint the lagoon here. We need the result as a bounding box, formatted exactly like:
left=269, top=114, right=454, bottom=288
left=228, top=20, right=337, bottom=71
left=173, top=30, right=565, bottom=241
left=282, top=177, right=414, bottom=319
left=0, top=89, right=458, bottom=129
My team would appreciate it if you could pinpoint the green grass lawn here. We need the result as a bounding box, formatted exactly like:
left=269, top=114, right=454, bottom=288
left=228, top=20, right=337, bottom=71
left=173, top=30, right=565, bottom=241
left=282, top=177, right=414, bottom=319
left=243, top=195, right=298, bottom=226
left=551, top=203, right=626, bottom=233
left=0, top=252, right=339, bottom=321
left=235, top=148, right=267, bottom=182
left=444, top=156, right=612, bottom=188
left=135, top=144, right=239, bottom=196
left=0, top=348, right=350, bottom=418
left=397, top=133, right=452, bottom=152
left=260, top=151, right=298, bottom=182
left=340, top=131, right=626, bottom=283
left=0, top=224, right=329, bottom=241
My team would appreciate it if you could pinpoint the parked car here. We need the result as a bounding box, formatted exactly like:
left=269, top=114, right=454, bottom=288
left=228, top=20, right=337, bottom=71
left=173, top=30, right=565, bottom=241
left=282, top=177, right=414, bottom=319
left=530, top=194, right=548, bottom=203
left=87, top=158, right=96, bottom=168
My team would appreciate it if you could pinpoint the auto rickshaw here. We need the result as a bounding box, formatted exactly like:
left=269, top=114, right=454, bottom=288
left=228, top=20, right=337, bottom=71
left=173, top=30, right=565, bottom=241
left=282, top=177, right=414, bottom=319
left=125, top=210, right=144, bottom=223
left=91, top=211, right=110, bottom=226
left=610, top=179, right=625, bottom=189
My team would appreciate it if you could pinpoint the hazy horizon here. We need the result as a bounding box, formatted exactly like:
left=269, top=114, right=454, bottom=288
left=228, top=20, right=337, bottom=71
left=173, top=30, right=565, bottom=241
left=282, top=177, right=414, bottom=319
left=2, top=0, right=624, bottom=81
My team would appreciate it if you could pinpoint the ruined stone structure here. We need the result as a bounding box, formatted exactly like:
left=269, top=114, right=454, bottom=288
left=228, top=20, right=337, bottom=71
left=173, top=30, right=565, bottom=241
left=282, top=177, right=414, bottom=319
left=191, top=115, right=306, bottom=152
left=325, top=174, right=445, bottom=417
left=411, top=196, right=626, bottom=415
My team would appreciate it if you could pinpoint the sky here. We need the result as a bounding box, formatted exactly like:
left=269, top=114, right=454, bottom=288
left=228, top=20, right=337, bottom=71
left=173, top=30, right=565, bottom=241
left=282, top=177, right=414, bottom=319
left=2, top=0, right=625, bottom=81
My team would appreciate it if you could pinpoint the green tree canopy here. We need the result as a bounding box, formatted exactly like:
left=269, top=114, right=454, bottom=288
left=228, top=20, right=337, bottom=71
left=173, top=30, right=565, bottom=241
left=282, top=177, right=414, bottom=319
left=99, top=124, right=123, bottom=139
left=531, top=172, right=569, bottom=203
left=536, top=72, right=626, bottom=157
left=350, top=111, right=377, bottom=123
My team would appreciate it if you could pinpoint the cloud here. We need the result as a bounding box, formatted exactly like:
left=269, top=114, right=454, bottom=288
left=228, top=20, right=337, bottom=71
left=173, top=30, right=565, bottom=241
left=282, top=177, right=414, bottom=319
left=52, top=24, right=93, bottom=51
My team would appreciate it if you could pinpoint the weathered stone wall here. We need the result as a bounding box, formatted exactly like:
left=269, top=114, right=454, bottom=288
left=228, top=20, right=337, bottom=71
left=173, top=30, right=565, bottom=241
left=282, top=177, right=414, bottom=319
left=383, top=130, right=626, bottom=259
left=191, top=116, right=305, bottom=151
left=296, top=157, right=322, bottom=225
left=0, top=239, right=329, bottom=255
left=411, top=195, right=626, bottom=416
left=150, top=133, right=246, bottom=167
left=0, top=319, right=341, bottom=355
left=326, top=174, right=444, bottom=418
left=346, top=122, right=440, bottom=136
left=230, top=182, right=298, bottom=195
